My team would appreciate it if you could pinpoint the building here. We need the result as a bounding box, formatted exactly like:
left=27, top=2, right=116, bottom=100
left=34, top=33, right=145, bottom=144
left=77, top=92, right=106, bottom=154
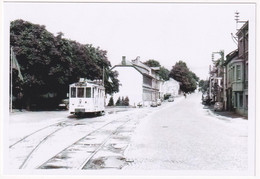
left=223, top=21, right=248, bottom=116
left=161, top=78, right=180, bottom=97
left=110, top=56, right=163, bottom=107
left=208, top=52, right=225, bottom=105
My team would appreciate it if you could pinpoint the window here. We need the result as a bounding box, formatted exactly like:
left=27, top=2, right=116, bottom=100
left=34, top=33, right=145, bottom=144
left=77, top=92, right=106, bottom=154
left=245, top=63, right=248, bottom=81
left=233, top=93, right=237, bottom=108
left=236, top=65, right=241, bottom=80
left=245, top=33, right=248, bottom=52
left=77, top=88, right=84, bottom=98
left=239, top=93, right=243, bottom=108
left=86, top=87, right=91, bottom=98
left=245, top=95, right=248, bottom=109
left=232, top=67, right=235, bottom=82
left=71, top=87, right=76, bottom=98
left=238, top=38, right=244, bottom=57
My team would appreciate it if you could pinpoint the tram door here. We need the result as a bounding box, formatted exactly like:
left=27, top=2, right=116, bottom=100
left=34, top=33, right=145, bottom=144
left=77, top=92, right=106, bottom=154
left=93, top=87, right=98, bottom=109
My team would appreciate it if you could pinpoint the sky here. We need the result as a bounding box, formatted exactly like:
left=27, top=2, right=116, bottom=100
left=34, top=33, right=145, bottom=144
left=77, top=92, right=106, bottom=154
left=4, top=2, right=256, bottom=80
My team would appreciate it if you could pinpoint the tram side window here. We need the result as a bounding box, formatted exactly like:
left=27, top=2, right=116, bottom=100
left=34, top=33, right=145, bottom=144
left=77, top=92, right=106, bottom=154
left=77, top=88, right=84, bottom=98
left=86, top=87, right=91, bottom=98
left=71, top=87, right=76, bottom=98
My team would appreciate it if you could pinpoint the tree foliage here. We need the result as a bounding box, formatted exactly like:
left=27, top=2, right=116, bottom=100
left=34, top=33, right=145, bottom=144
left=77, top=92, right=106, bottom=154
left=144, top=59, right=160, bottom=67
left=115, top=96, right=129, bottom=106
left=10, top=19, right=119, bottom=109
left=198, top=80, right=209, bottom=93
left=107, top=96, right=114, bottom=106
left=169, top=61, right=199, bottom=93
left=157, top=66, right=170, bottom=81
left=143, top=59, right=170, bottom=81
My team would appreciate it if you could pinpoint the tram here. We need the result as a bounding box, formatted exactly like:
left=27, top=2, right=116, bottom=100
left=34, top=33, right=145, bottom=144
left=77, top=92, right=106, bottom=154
left=69, top=78, right=105, bottom=116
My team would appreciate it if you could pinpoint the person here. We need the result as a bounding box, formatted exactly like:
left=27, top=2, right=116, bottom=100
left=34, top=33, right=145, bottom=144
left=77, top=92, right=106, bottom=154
left=184, top=93, right=186, bottom=98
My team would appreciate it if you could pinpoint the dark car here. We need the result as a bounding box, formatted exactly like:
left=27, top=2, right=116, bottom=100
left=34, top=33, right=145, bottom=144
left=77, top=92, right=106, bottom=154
left=214, top=102, right=223, bottom=111
left=58, top=98, right=69, bottom=110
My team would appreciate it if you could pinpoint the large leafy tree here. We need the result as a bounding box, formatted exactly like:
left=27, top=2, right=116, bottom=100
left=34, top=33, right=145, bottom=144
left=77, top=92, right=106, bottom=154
left=199, top=79, right=209, bottom=93
left=144, top=59, right=160, bottom=67
left=144, top=59, right=170, bottom=81
left=10, top=19, right=119, bottom=109
left=169, top=61, right=199, bottom=93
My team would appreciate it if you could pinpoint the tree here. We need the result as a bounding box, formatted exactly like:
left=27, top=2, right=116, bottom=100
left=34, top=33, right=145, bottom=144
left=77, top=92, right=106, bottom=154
left=169, top=61, right=198, bottom=93
left=144, top=59, right=160, bottom=67
left=122, top=96, right=129, bottom=106
left=10, top=19, right=119, bottom=110
left=158, top=66, right=170, bottom=81
left=199, top=80, right=209, bottom=93
left=143, top=59, right=170, bottom=81
left=107, top=96, right=114, bottom=106
left=124, top=96, right=129, bottom=106
left=115, top=97, right=121, bottom=106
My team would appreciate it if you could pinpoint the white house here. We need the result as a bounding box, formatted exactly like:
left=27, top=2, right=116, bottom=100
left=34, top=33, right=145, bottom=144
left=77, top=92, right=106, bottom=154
left=162, top=78, right=180, bottom=97
left=109, top=56, right=163, bottom=107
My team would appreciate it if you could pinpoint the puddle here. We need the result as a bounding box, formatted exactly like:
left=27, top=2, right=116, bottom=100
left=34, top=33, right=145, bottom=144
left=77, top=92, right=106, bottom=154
left=83, top=156, right=127, bottom=169
left=39, top=165, right=70, bottom=169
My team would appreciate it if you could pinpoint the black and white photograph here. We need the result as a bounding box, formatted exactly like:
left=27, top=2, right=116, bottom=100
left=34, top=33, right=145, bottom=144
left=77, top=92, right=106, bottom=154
left=1, top=1, right=258, bottom=177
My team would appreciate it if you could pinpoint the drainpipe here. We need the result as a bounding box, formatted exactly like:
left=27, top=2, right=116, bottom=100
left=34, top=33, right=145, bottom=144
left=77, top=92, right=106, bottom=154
left=223, top=65, right=227, bottom=110
left=209, top=65, right=212, bottom=101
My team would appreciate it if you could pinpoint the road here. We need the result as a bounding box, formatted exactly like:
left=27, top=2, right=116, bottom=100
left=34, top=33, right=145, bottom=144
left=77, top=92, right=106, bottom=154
left=7, top=93, right=248, bottom=172
left=124, top=93, right=248, bottom=170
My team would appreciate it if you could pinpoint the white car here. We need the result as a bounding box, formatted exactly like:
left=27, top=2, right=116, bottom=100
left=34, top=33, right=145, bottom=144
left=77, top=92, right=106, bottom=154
left=168, top=97, right=174, bottom=102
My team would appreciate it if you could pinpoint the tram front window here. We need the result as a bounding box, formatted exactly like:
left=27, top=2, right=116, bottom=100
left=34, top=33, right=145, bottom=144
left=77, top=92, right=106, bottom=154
left=77, top=88, right=84, bottom=98
left=86, top=87, right=91, bottom=98
left=71, top=87, right=76, bottom=98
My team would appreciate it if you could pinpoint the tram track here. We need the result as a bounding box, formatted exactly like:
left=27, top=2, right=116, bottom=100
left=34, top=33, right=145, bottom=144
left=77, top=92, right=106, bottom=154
left=9, top=108, right=151, bottom=170
left=38, top=115, right=138, bottom=169
left=9, top=119, right=72, bottom=148
left=9, top=116, right=103, bottom=169
left=9, top=119, right=74, bottom=169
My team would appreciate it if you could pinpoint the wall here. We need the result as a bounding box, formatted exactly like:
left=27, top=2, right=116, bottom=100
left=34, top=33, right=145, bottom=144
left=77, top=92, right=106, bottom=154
left=112, top=66, right=143, bottom=107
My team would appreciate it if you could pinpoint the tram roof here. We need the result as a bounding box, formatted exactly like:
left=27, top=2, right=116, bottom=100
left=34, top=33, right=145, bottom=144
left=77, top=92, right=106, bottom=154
left=70, top=79, right=105, bottom=89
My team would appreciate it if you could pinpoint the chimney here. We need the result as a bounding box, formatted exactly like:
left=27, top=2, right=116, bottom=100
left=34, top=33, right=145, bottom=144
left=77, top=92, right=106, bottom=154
left=122, top=56, right=126, bottom=65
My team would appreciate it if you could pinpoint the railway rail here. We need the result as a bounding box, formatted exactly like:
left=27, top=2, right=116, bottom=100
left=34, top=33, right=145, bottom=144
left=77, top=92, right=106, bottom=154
left=9, top=112, right=143, bottom=169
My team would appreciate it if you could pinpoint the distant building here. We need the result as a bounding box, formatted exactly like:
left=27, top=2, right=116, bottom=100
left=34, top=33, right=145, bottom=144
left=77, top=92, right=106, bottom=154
left=110, top=56, right=163, bottom=107
left=209, top=63, right=224, bottom=104
left=223, top=21, right=248, bottom=116
left=162, top=78, right=180, bottom=97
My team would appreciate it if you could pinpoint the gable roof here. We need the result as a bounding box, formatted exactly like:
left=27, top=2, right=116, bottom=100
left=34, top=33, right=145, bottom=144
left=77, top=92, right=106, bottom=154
left=111, top=59, right=160, bottom=80
left=223, top=49, right=238, bottom=66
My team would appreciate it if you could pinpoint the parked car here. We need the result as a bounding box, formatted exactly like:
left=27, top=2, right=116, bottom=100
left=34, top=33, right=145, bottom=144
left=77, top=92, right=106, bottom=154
left=137, top=102, right=143, bottom=108
left=157, top=99, right=162, bottom=106
left=168, top=96, right=174, bottom=102
left=214, top=102, right=223, bottom=111
left=58, top=98, right=69, bottom=110
left=150, top=101, right=158, bottom=107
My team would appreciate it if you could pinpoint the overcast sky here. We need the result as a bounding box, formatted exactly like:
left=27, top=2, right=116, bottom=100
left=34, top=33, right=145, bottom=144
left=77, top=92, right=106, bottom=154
left=4, top=2, right=255, bottom=79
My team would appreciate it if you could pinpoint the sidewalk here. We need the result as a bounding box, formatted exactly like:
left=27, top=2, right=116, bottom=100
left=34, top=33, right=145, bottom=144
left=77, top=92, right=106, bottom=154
left=203, top=104, right=247, bottom=120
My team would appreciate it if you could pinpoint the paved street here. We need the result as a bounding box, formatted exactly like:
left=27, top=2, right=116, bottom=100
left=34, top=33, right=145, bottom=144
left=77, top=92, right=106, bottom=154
left=7, top=93, right=248, bottom=173
left=124, top=93, right=248, bottom=170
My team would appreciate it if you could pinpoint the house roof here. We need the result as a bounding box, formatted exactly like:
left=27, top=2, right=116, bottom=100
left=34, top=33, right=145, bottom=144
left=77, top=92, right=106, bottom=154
left=111, top=58, right=160, bottom=80
left=223, top=49, right=238, bottom=66
left=236, top=20, right=248, bottom=37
